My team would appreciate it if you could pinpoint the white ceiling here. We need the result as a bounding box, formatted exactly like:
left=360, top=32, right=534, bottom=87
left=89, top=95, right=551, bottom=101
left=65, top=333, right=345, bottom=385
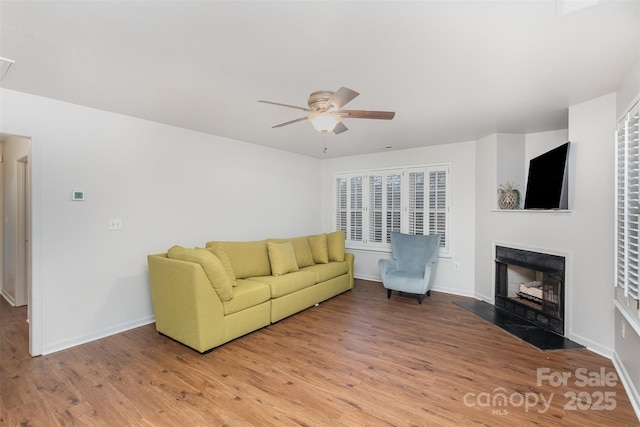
left=1, top=0, right=638, bottom=158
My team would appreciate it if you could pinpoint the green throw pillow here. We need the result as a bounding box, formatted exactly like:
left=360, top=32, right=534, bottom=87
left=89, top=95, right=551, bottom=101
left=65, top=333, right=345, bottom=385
left=267, top=241, right=299, bottom=276
left=307, top=233, right=329, bottom=264
left=327, top=230, right=346, bottom=262
left=167, top=245, right=234, bottom=301
left=268, top=237, right=315, bottom=268
left=201, top=243, right=237, bottom=287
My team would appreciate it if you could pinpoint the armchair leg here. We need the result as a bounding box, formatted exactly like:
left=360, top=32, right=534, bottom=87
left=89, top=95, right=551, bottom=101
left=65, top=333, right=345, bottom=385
left=387, top=289, right=392, bottom=299
left=418, top=294, right=423, bottom=304
left=427, top=290, right=431, bottom=297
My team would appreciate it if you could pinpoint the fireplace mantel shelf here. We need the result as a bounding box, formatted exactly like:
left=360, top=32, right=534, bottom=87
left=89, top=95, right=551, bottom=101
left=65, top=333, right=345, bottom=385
left=491, top=209, right=572, bottom=214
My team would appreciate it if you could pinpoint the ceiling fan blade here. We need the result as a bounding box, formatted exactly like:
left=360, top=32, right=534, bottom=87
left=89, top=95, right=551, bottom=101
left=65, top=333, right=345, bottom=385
left=333, top=122, right=349, bottom=134
left=259, top=100, right=311, bottom=112
left=272, top=116, right=308, bottom=128
left=339, top=110, right=395, bottom=120
left=326, top=87, right=359, bottom=111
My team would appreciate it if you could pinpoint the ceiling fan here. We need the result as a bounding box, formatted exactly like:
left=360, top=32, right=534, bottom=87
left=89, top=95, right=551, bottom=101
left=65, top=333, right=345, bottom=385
left=259, top=87, right=395, bottom=135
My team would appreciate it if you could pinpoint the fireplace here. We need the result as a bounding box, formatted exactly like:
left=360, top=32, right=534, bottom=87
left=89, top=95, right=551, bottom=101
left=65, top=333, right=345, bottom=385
left=495, top=246, right=565, bottom=335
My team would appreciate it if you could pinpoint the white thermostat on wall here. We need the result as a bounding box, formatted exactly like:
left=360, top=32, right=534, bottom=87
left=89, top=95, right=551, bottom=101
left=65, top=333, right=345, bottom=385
left=72, top=190, right=85, bottom=201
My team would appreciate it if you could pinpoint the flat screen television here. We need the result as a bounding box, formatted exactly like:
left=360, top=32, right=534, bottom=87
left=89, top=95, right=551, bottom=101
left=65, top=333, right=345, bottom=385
left=524, top=142, right=570, bottom=210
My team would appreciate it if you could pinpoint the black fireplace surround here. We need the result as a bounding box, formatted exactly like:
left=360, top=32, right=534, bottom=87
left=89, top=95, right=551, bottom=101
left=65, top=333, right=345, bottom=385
left=495, top=246, right=565, bottom=335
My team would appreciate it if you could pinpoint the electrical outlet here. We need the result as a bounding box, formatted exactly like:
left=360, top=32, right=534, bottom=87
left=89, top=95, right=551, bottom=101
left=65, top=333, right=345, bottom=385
left=621, top=321, right=626, bottom=339
left=453, top=262, right=460, bottom=271
left=108, top=218, right=122, bottom=231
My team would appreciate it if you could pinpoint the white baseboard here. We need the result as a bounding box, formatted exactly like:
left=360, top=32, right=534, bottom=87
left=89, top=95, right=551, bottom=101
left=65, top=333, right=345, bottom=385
left=431, top=286, right=475, bottom=298
left=355, top=275, right=476, bottom=299
left=42, top=315, right=156, bottom=355
left=474, top=292, right=493, bottom=304
left=567, top=331, right=613, bottom=358
left=355, top=273, right=382, bottom=282
left=1, top=289, right=16, bottom=306
left=612, top=351, right=640, bottom=422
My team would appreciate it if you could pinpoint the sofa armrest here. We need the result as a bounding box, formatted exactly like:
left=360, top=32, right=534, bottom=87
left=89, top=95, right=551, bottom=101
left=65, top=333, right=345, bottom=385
left=345, top=252, right=355, bottom=289
left=423, top=260, right=438, bottom=292
left=147, top=254, right=225, bottom=352
left=378, top=258, right=398, bottom=283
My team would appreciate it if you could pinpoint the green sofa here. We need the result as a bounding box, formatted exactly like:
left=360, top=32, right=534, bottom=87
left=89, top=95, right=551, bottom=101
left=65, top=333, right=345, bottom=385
left=147, top=231, right=354, bottom=353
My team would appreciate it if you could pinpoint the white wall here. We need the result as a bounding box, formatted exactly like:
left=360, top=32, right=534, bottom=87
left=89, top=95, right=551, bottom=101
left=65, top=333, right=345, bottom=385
left=0, top=135, right=30, bottom=305
left=474, top=133, right=498, bottom=302
left=320, top=140, right=477, bottom=297
left=496, top=133, right=525, bottom=205
left=475, top=94, right=616, bottom=356
left=566, top=93, right=617, bottom=353
left=0, top=89, right=322, bottom=354
left=617, top=58, right=640, bottom=119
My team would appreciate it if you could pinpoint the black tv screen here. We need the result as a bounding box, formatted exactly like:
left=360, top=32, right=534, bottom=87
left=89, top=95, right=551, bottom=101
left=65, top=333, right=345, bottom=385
left=524, top=142, right=570, bottom=210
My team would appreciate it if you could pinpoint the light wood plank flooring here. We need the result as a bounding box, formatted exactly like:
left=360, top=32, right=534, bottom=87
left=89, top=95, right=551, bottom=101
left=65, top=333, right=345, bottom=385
left=1, top=280, right=638, bottom=426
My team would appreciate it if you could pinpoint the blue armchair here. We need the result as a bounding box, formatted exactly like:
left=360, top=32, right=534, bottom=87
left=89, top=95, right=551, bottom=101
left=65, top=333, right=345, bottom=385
left=378, top=232, right=441, bottom=304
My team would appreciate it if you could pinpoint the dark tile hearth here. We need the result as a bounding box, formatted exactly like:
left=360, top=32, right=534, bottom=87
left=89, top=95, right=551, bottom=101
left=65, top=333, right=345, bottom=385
left=454, top=300, right=584, bottom=351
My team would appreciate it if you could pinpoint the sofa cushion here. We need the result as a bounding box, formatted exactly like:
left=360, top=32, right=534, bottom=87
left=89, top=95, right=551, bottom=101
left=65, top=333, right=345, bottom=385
left=307, top=233, right=329, bottom=264
left=167, top=245, right=234, bottom=301
left=327, top=230, right=346, bottom=262
left=223, top=279, right=271, bottom=316
left=206, top=240, right=271, bottom=279
left=199, top=243, right=237, bottom=287
left=267, top=241, right=299, bottom=276
left=301, top=261, right=349, bottom=283
left=268, top=237, right=315, bottom=268
left=250, top=271, right=317, bottom=298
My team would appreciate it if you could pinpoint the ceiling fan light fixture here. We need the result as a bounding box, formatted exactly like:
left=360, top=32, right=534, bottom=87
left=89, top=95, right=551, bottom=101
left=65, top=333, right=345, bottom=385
left=309, top=112, right=341, bottom=133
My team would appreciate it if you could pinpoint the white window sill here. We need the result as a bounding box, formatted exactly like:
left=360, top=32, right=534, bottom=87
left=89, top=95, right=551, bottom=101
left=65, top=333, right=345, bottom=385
left=346, top=245, right=451, bottom=259
left=614, top=299, right=640, bottom=337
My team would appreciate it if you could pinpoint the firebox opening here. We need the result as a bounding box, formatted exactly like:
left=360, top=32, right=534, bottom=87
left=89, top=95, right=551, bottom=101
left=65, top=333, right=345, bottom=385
left=495, top=246, right=565, bottom=335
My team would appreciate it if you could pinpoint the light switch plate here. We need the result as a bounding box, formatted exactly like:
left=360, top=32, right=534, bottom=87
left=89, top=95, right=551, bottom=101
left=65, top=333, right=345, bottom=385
left=108, top=218, right=122, bottom=230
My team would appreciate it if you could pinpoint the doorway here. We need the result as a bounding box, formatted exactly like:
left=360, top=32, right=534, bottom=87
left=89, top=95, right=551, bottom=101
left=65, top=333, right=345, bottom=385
left=0, top=135, right=33, bottom=354
left=16, top=156, right=30, bottom=308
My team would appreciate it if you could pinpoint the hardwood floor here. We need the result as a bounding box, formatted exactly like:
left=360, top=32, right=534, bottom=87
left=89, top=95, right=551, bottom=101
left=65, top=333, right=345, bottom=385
left=1, top=280, right=638, bottom=426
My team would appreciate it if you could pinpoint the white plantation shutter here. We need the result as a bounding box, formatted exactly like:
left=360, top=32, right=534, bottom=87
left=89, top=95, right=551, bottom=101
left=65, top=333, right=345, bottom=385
left=335, top=177, right=347, bottom=233
left=334, top=174, right=364, bottom=245
left=368, top=171, right=402, bottom=246
left=334, top=164, right=449, bottom=253
left=408, top=170, right=425, bottom=235
left=616, top=117, right=626, bottom=291
left=386, top=173, right=402, bottom=242
left=428, top=169, right=447, bottom=247
left=407, top=166, right=449, bottom=251
left=616, top=100, right=640, bottom=301
left=350, top=175, right=363, bottom=242
left=369, top=174, right=383, bottom=243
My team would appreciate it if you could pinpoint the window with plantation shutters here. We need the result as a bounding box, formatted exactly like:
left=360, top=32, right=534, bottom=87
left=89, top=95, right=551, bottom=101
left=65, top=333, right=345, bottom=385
left=408, top=170, right=425, bottom=235
left=386, top=173, right=402, bottom=242
left=367, top=170, right=402, bottom=247
left=334, top=174, right=363, bottom=245
left=334, top=164, right=449, bottom=254
left=407, top=166, right=449, bottom=251
left=616, top=99, right=640, bottom=304
left=350, top=175, right=363, bottom=242
left=429, top=169, right=447, bottom=244
left=335, top=177, right=347, bottom=233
